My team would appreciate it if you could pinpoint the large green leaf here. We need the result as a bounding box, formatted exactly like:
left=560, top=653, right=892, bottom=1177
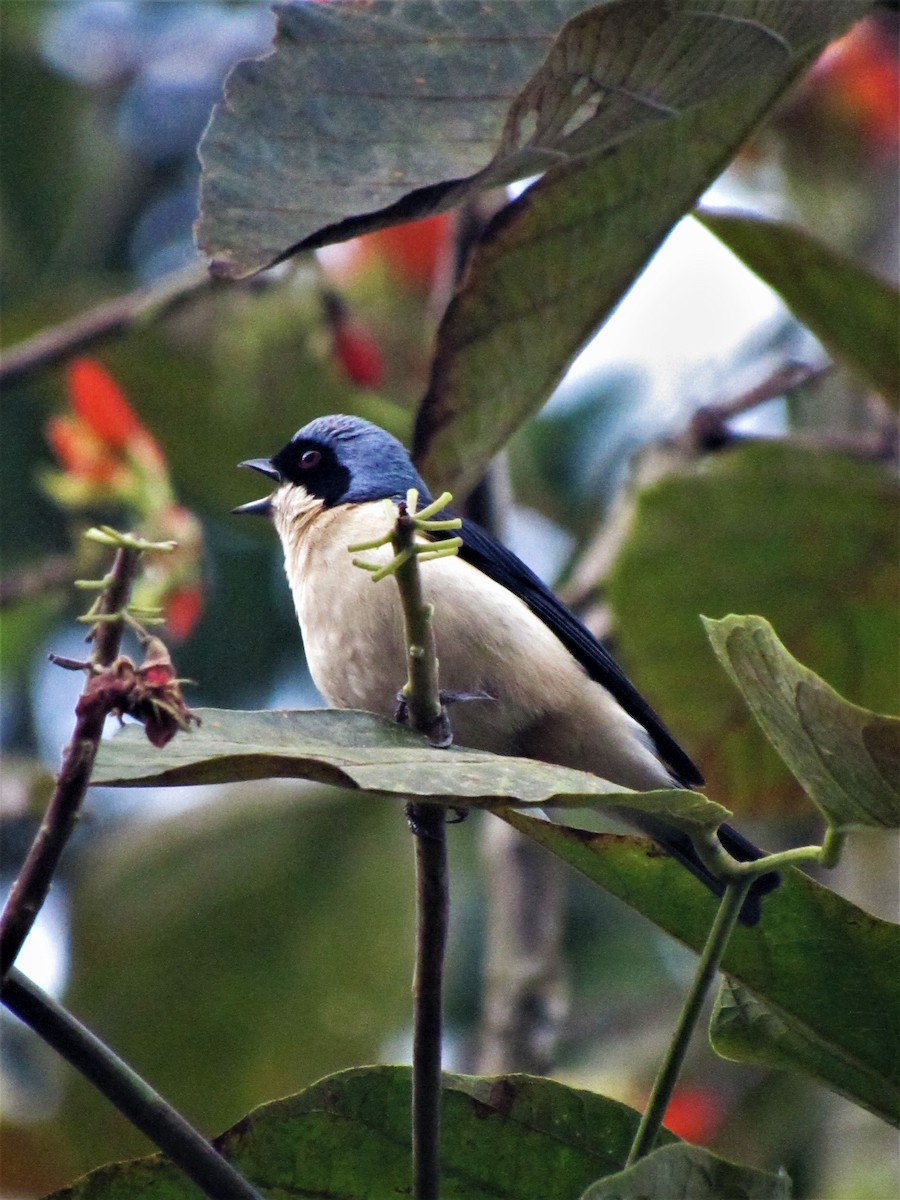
left=503, top=812, right=900, bottom=1125
left=711, top=980, right=899, bottom=1126
left=197, top=0, right=596, bottom=276
left=698, top=210, right=900, bottom=406
left=412, top=80, right=780, bottom=495
left=91, top=707, right=730, bottom=830
left=703, top=614, right=900, bottom=831
left=47, top=1067, right=675, bottom=1200
left=581, top=1143, right=791, bottom=1199
left=603, top=442, right=899, bottom=815
left=197, top=0, right=866, bottom=279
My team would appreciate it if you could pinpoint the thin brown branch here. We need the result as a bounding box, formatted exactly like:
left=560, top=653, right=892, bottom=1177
left=686, top=360, right=832, bottom=450
left=385, top=500, right=452, bottom=1200
left=469, top=459, right=569, bottom=1077
left=476, top=820, right=568, bottom=1074
left=0, top=553, right=77, bottom=608
left=0, top=262, right=212, bottom=389
left=409, top=802, right=448, bottom=1200
left=2, top=970, right=263, bottom=1200
left=0, top=544, right=141, bottom=978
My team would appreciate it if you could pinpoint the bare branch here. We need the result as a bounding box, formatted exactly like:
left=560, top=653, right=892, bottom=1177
left=2, top=970, right=263, bottom=1200
left=0, top=263, right=212, bottom=389
left=0, top=553, right=77, bottom=609
left=0, top=543, right=141, bottom=978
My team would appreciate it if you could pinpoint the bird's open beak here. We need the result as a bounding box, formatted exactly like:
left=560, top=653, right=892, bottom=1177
left=232, top=458, right=282, bottom=516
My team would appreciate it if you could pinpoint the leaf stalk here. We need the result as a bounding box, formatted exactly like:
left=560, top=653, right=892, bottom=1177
left=626, top=877, right=753, bottom=1167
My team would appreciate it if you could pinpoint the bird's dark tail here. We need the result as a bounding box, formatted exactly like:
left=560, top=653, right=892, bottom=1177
left=651, top=821, right=780, bottom=926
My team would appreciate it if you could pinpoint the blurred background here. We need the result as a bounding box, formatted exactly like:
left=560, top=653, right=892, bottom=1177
left=1, top=3, right=897, bottom=1197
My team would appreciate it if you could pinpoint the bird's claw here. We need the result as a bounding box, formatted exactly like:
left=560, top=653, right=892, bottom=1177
left=404, top=802, right=468, bottom=837
left=395, top=688, right=495, bottom=722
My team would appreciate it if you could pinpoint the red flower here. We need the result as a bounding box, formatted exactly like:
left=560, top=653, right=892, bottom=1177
left=46, top=414, right=123, bottom=485
left=165, top=585, right=203, bottom=641
left=334, top=214, right=453, bottom=290
left=66, top=358, right=144, bottom=448
left=61, top=357, right=166, bottom=475
left=322, top=291, right=385, bottom=389
left=809, top=19, right=899, bottom=154
left=333, top=324, right=385, bottom=389
left=364, top=214, right=452, bottom=289
left=662, top=1087, right=721, bottom=1145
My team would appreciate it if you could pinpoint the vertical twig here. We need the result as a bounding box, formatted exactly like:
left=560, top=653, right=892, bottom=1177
left=390, top=500, right=451, bottom=1200
left=477, top=818, right=567, bottom=1075
left=353, top=495, right=461, bottom=1200
left=626, top=877, right=752, bottom=1166
left=408, top=802, right=449, bottom=1200
left=2, top=531, right=264, bottom=1198
left=0, top=543, right=142, bottom=979
left=2, top=970, right=263, bottom=1200
left=470, top=460, right=569, bottom=1077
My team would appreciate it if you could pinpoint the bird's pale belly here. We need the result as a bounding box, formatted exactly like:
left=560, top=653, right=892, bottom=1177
left=277, top=498, right=672, bottom=787
left=295, top=551, right=542, bottom=755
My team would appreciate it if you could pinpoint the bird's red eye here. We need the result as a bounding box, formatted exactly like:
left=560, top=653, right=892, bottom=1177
left=300, top=449, right=321, bottom=469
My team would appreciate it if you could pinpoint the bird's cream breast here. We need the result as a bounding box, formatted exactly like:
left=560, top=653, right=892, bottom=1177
left=270, top=494, right=670, bottom=781
left=272, top=494, right=400, bottom=714
left=270, top=497, right=579, bottom=743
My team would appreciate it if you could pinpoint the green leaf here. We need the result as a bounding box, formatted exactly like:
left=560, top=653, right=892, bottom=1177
left=46, top=1067, right=675, bottom=1200
left=581, top=1143, right=791, bottom=1199
left=503, top=812, right=900, bottom=1125
left=703, top=614, right=900, bottom=831
left=197, top=0, right=595, bottom=276
left=603, top=442, right=899, bottom=816
left=91, top=707, right=730, bottom=829
left=698, top=210, right=900, bottom=406
left=413, top=72, right=839, bottom=495
left=711, top=980, right=900, bottom=1127
left=197, top=0, right=866, bottom=279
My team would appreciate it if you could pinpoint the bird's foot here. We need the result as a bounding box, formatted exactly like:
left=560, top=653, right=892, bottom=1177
left=394, top=688, right=495, bottom=724
left=404, top=801, right=468, bottom=838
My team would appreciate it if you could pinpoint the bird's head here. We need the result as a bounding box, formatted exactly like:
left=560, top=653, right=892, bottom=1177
left=233, top=414, right=430, bottom=518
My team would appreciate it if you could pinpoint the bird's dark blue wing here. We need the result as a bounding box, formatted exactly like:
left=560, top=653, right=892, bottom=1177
left=444, top=517, right=703, bottom=788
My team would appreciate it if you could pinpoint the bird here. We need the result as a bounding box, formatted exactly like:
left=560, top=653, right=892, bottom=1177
left=234, top=414, right=778, bottom=925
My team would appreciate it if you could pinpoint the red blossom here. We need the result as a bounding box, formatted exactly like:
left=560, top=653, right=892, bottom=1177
left=662, top=1087, right=721, bottom=1145
left=363, top=213, right=452, bottom=289
left=65, top=357, right=167, bottom=474
left=66, top=357, right=145, bottom=449
left=46, top=414, right=124, bottom=484
left=75, top=639, right=199, bottom=748
left=164, top=585, right=203, bottom=641
left=333, top=324, right=385, bottom=389
left=322, top=290, right=385, bottom=389
left=49, top=357, right=167, bottom=487
left=808, top=19, right=899, bottom=153
left=325, top=214, right=453, bottom=290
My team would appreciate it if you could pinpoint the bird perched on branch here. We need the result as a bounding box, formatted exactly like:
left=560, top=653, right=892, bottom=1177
left=234, top=414, right=778, bottom=925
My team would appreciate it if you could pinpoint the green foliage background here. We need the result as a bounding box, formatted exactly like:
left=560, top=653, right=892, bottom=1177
left=1, top=3, right=897, bottom=1198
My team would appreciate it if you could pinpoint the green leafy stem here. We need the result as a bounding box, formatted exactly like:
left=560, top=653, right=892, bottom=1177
left=350, top=488, right=462, bottom=1200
